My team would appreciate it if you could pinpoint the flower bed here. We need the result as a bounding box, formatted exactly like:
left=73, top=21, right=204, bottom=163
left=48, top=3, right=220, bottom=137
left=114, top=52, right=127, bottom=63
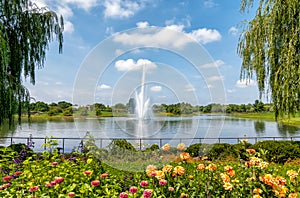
left=0, top=140, right=300, bottom=197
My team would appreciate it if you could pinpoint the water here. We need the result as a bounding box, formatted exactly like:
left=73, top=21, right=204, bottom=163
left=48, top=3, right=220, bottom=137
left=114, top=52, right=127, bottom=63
left=0, top=115, right=299, bottom=152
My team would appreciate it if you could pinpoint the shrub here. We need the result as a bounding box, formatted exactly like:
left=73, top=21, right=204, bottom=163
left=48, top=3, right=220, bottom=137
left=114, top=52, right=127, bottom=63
left=145, top=144, right=159, bottom=151
left=108, top=139, right=136, bottom=153
left=207, top=143, right=234, bottom=160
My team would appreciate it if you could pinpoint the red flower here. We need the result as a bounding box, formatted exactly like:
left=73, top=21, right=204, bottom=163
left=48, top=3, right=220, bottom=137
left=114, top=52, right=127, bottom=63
left=140, top=180, right=149, bottom=187
left=52, top=162, right=59, bottom=166
left=91, top=180, right=100, bottom=186
left=54, top=177, right=64, bottom=184
left=14, top=171, right=22, bottom=176
left=101, top=173, right=109, bottom=179
left=3, top=176, right=12, bottom=182
left=84, top=170, right=92, bottom=175
left=129, top=186, right=138, bottom=194
left=68, top=192, right=76, bottom=197
left=29, top=186, right=39, bottom=192
left=119, top=192, right=128, bottom=198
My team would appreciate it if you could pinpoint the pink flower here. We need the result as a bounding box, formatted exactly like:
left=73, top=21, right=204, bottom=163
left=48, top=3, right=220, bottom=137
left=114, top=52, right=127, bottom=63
left=119, top=192, right=128, bottom=198
left=54, top=177, right=64, bottom=184
left=3, top=183, right=10, bottom=189
left=14, top=171, right=22, bottom=176
left=168, top=187, right=174, bottom=191
left=129, top=186, right=138, bottom=194
left=52, top=162, right=59, bottom=166
left=45, top=183, right=53, bottom=187
left=101, top=173, right=109, bottom=179
left=3, top=176, right=12, bottom=182
left=140, top=180, right=149, bottom=187
left=29, top=186, right=39, bottom=192
left=68, top=192, right=76, bottom=197
left=159, top=179, right=167, bottom=186
left=143, top=189, right=153, bottom=198
left=84, top=170, right=92, bottom=175
left=91, top=180, right=100, bottom=186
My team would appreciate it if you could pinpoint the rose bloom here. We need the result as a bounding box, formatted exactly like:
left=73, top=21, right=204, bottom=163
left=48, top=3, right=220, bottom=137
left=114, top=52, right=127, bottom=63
left=84, top=170, right=92, bottom=175
left=162, top=143, right=170, bottom=151
left=159, top=179, right=167, bottom=186
left=246, top=149, right=256, bottom=154
left=3, top=175, right=12, bottom=182
left=253, top=188, right=263, bottom=194
left=143, top=189, right=153, bottom=198
left=168, top=187, right=174, bottom=191
left=52, top=162, right=59, bottom=166
left=29, top=186, right=39, bottom=192
left=101, top=173, right=109, bottom=179
left=155, top=170, right=165, bottom=180
left=197, top=164, right=205, bottom=171
left=119, top=192, right=128, bottom=198
left=91, top=180, right=100, bottom=187
left=129, top=186, right=138, bottom=194
left=180, top=152, right=190, bottom=161
left=173, top=166, right=185, bottom=176
left=140, top=180, right=149, bottom=187
left=146, top=165, right=157, bottom=177
left=68, top=192, right=76, bottom=197
left=162, top=165, right=172, bottom=173
left=180, top=193, right=189, bottom=198
left=177, top=143, right=185, bottom=151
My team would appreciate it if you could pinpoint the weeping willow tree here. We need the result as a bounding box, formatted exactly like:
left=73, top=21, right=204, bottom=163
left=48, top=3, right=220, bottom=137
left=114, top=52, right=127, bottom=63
left=0, top=0, right=63, bottom=125
left=238, top=0, right=300, bottom=119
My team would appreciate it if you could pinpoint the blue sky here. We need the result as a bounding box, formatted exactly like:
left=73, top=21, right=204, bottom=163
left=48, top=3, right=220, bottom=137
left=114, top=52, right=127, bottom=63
left=26, top=0, right=261, bottom=106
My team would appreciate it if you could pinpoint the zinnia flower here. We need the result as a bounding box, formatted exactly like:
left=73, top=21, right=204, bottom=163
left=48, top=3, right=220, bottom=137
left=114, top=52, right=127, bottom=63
left=287, top=170, right=298, bottom=179
left=246, top=149, right=256, bottom=154
left=173, top=166, right=185, bottom=176
left=129, top=186, right=138, bottom=194
left=162, top=165, right=172, bottom=173
left=253, top=188, right=263, bottom=194
left=197, top=164, right=205, bottom=171
left=180, top=152, right=190, bottom=161
left=84, top=170, right=92, bottom=175
left=140, top=180, right=149, bottom=187
left=91, top=180, right=100, bottom=186
left=146, top=165, right=157, bottom=177
left=288, top=193, right=298, bottom=198
left=223, top=182, right=233, bottom=191
left=52, top=162, right=59, bottom=166
left=159, top=179, right=167, bottom=186
left=180, top=193, right=189, bottom=198
left=101, top=173, right=109, bottom=178
left=162, top=143, right=170, bottom=151
left=68, top=192, right=76, bottom=197
left=3, top=176, right=12, bottom=182
left=29, top=186, right=39, bottom=192
left=143, top=189, right=152, bottom=198
left=13, top=171, right=22, bottom=176
left=168, top=187, right=174, bottom=191
left=155, top=170, right=164, bottom=180
left=177, top=143, right=185, bottom=150
left=119, top=192, right=128, bottom=198
left=54, top=177, right=64, bottom=184
left=205, top=163, right=217, bottom=171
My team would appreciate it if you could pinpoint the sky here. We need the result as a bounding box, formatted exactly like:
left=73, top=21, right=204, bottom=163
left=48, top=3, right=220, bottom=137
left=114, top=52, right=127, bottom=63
left=26, top=0, right=262, bottom=106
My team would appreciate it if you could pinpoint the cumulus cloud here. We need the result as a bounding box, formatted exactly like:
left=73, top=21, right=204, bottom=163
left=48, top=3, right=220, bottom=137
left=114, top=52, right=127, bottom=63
left=136, top=21, right=149, bottom=28
left=229, top=26, right=238, bottom=36
left=103, top=0, right=144, bottom=19
left=113, top=22, right=221, bottom=49
left=115, top=59, right=157, bottom=71
left=150, top=86, right=162, bottom=92
left=236, top=79, right=257, bottom=88
left=201, top=60, right=225, bottom=68
left=97, top=84, right=112, bottom=90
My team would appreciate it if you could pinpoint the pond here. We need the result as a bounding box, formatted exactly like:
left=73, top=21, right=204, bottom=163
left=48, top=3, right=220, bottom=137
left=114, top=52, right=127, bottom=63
left=1, top=115, right=299, bottom=152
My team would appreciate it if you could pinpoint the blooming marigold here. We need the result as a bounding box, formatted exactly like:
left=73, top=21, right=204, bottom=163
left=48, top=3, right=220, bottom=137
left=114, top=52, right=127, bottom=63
left=224, top=165, right=233, bottom=171
left=173, top=166, right=185, bottom=176
left=146, top=165, right=157, bottom=177
left=177, top=143, right=185, bottom=151
left=258, top=161, right=269, bottom=169
left=180, top=152, right=190, bottom=161
left=188, top=175, right=194, bottom=180
left=197, top=164, right=205, bottom=171
left=162, top=143, right=170, bottom=151
left=162, top=164, right=172, bottom=173
left=227, top=169, right=235, bottom=177
left=155, top=170, right=164, bottom=180
left=252, top=195, right=262, bottom=198
left=180, top=193, right=189, bottom=198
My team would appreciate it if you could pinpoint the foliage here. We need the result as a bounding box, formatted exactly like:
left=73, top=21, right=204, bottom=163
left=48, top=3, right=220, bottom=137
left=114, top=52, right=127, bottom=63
left=0, top=0, right=64, bottom=125
left=108, top=139, right=136, bottom=153
left=238, top=0, right=300, bottom=118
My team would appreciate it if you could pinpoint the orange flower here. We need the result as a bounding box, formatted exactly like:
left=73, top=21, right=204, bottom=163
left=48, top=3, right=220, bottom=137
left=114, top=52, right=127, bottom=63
left=288, top=193, right=298, bottom=198
left=146, top=165, right=157, bottom=177
left=220, top=173, right=230, bottom=183
left=162, top=165, right=173, bottom=173
left=177, top=143, right=185, bottom=151
left=224, top=166, right=233, bottom=171
left=287, top=170, right=298, bottom=179
left=180, top=193, right=189, bottom=198
left=188, top=175, right=194, bottom=180
left=253, top=195, right=262, bottom=198
left=228, top=170, right=235, bottom=177
left=246, top=149, right=256, bottom=154
left=155, top=170, right=165, bottom=180
left=162, top=144, right=170, bottom=151
left=197, top=164, right=205, bottom=171
left=173, top=166, right=185, bottom=176
left=205, top=163, right=217, bottom=171
left=253, top=188, right=263, bottom=194
left=180, top=152, right=190, bottom=161
left=258, top=161, right=269, bottom=169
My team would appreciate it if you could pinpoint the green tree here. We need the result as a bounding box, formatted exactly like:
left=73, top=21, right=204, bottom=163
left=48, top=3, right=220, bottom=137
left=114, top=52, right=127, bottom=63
left=0, top=0, right=63, bottom=125
left=238, top=0, right=300, bottom=118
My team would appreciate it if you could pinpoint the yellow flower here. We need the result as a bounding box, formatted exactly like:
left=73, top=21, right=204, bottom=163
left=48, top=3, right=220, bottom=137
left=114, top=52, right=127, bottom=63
left=223, top=182, right=233, bottom=191
left=224, top=165, right=233, bottom=171
left=220, top=173, right=230, bottom=183
left=258, top=161, right=269, bottom=169
left=287, top=170, right=298, bottom=179
left=253, top=195, right=262, bottom=198
left=205, top=163, right=217, bottom=171
left=173, top=166, right=185, bottom=176
left=232, top=179, right=239, bottom=183
left=146, top=165, right=157, bottom=177
left=197, top=164, right=205, bottom=171
left=180, top=193, right=189, bottom=198
left=288, top=193, right=298, bottom=198
left=188, top=175, right=194, bottom=180
left=177, top=143, right=185, bottom=150
left=155, top=170, right=165, bottom=180
left=162, top=165, right=173, bottom=173
left=253, top=188, right=263, bottom=194
left=180, top=152, right=190, bottom=161
left=162, top=143, right=170, bottom=151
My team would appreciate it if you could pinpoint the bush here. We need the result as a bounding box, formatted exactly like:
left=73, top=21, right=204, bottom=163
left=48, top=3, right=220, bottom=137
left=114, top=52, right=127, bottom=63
left=108, top=139, right=136, bottom=153
left=145, top=144, right=159, bottom=151
left=186, top=143, right=211, bottom=157
left=207, top=143, right=234, bottom=160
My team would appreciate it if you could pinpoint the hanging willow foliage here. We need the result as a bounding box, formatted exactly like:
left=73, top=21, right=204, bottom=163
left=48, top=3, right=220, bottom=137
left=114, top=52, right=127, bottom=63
left=0, top=0, right=63, bottom=125
left=238, top=0, right=300, bottom=119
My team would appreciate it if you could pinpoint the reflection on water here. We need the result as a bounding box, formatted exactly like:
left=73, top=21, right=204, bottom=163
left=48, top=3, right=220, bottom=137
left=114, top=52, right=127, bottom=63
left=277, top=124, right=299, bottom=136
left=254, top=121, right=265, bottom=134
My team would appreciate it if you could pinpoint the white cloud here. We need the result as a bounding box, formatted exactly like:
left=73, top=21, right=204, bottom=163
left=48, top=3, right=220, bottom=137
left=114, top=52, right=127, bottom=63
left=201, top=60, right=225, bottom=68
left=115, top=59, right=157, bottom=71
left=185, top=84, right=195, bottom=92
left=150, top=86, right=162, bottom=92
left=103, top=0, right=144, bottom=19
left=97, top=84, right=112, bottom=90
left=229, top=26, right=238, bottom=36
left=204, top=0, right=218, bottom=8
left=61, top=0, right=98, bottom=11
left=236, top=79, right=257, bottom=88
left=113, top=23, right=221, bottom=49
left=207, top=75, right=224, bottom=82
left=136, top=21, right=149, bottom=28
